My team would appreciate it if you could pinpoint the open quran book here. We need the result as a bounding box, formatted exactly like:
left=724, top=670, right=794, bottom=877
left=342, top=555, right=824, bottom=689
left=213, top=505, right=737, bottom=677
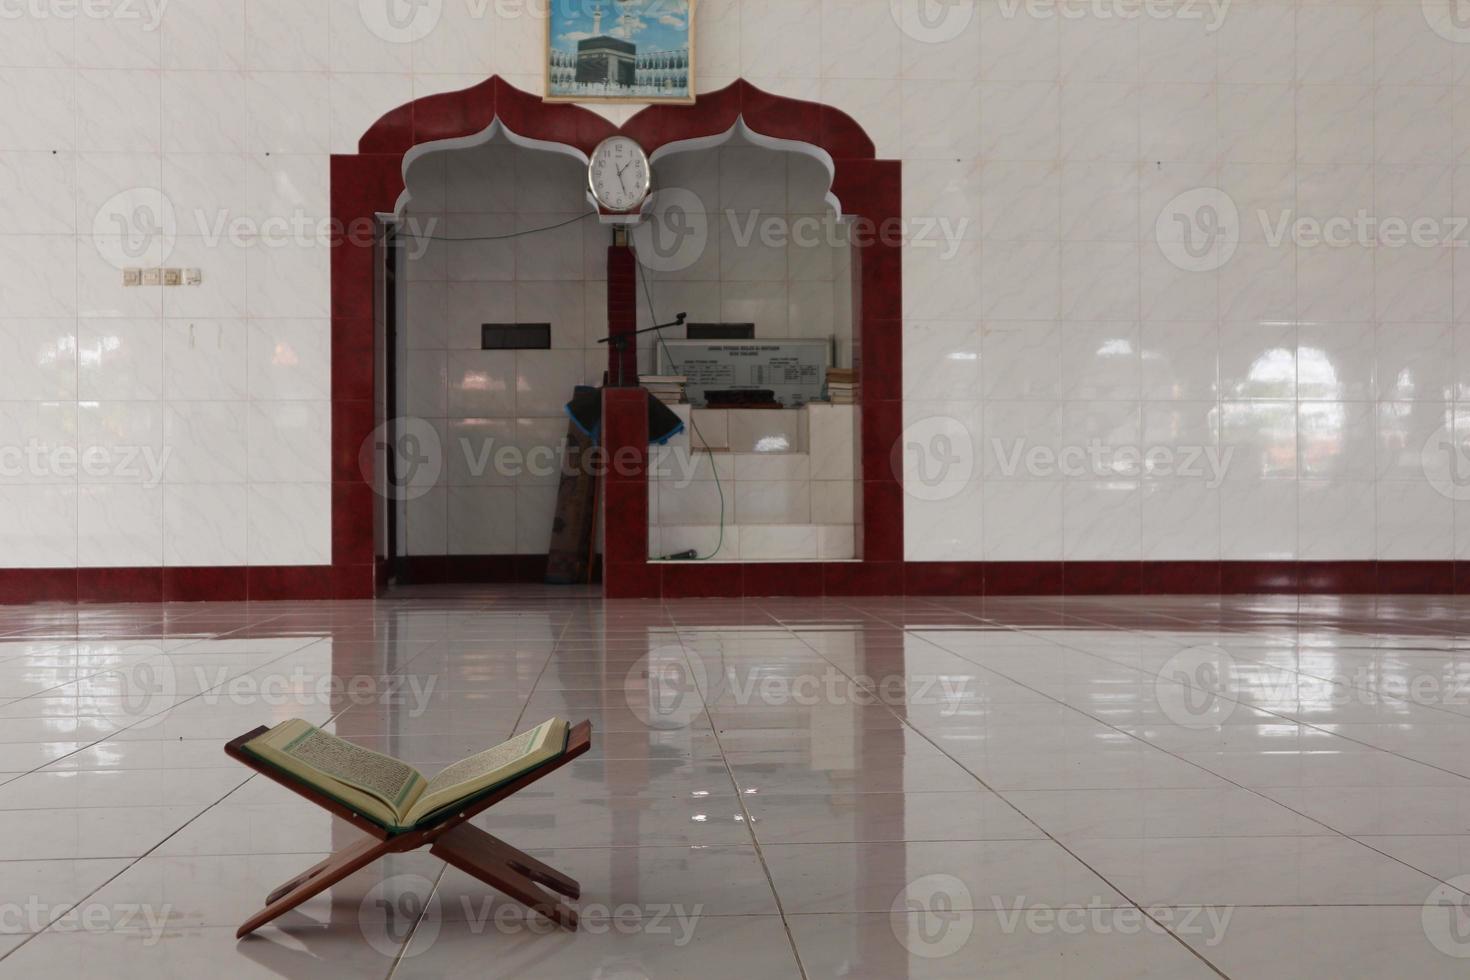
left=243, top=717, right=569, bottom=832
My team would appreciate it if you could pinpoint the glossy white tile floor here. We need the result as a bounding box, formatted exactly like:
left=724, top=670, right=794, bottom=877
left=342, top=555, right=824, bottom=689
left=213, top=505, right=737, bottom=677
left=5, top=589, right=1470, bottom=977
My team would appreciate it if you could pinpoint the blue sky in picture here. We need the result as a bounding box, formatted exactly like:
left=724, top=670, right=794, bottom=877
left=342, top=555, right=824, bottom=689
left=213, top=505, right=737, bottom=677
left=552, top=0, right=691, bottom=52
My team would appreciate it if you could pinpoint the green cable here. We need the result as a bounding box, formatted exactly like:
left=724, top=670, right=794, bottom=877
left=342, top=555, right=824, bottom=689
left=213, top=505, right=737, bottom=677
left=632, top=249, right=726, bottom=562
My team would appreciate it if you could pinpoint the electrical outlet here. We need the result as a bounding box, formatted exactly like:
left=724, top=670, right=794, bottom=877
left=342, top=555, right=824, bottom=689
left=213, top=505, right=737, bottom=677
left=142, top=268, right=163, bottom=286
left=163, top=268, right=182, bottom=286
left=122, top=268, right=142, bottom=287
left=184, top=268, right=202, bottom=286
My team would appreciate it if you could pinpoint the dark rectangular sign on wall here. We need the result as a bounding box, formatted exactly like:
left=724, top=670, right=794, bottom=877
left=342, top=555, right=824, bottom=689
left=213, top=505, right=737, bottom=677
left=686, top=322, right=755, bottom=340
left=481, top=323, right=552, bottom=349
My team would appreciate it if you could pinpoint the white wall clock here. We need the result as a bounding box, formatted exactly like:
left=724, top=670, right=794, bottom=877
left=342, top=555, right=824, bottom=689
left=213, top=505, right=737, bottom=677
left=588, top=136, right=651, bottom=213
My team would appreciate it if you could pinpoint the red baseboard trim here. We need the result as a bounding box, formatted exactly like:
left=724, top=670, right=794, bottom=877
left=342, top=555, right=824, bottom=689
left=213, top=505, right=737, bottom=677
left=78, top=567, right=164, bottom=604
left=164, top=567, right=249, bottom=602
left=393, top=554, right=600, bottom=585
left=599, top=560, right=1470, bottom=599
left=0, top=568, right=80, bottom=604
left=0, top=557, right=586, bottom=603
left=0, top=566, right=343, bottom=605
left=3, top=561, right=1468, bottom=605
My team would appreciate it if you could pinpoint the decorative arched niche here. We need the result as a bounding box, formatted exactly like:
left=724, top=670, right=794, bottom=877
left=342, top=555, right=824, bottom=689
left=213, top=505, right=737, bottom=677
left=330, top=76, right=901, bottom=599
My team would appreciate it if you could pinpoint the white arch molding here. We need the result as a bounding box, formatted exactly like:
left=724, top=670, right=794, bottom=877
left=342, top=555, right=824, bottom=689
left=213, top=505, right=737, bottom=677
left=387, top=116, right=847, bottom=226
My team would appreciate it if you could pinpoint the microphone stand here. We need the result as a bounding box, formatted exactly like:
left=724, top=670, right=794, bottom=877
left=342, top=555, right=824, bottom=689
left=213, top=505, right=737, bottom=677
left=597, top=313, right=687, bottom=388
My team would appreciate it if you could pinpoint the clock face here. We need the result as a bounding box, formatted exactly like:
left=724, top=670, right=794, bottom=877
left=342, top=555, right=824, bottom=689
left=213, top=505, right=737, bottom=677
left=588, top=136, right=651, bottom=213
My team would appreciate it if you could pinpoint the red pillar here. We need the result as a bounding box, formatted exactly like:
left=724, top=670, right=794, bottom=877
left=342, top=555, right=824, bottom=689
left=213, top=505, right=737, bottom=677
left=600, top=387, right=658, bottom=598
left=606, top=244, right=638, bottom=386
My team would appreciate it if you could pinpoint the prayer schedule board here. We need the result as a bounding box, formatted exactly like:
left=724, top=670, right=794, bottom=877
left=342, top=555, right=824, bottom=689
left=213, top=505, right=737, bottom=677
left=657, top=340, right=829, bottom=408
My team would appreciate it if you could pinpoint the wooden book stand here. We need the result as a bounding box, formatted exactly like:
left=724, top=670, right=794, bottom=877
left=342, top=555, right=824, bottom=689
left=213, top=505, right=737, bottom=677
left=223, top=720, right=593, bottom=939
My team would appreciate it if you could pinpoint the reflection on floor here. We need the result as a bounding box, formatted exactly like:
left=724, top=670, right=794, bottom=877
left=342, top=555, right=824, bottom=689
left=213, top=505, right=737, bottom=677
left=4, top=587, right=1470, bottom=977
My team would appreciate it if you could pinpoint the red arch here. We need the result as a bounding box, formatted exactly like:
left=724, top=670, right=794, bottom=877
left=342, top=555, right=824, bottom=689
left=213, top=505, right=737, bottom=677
left=331, top=76, right=901, bottom=599
left=356, top=75, right=875, bottom=162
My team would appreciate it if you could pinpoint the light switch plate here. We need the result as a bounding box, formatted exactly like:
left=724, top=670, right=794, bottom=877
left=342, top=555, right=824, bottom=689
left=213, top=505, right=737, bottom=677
left=122, top=268, right=142, bottom=287
left=163, top=268, right=182, bottom=286
left=185, top=268, right=202, bottom=286
left=142, top=268, right=163, bottom=286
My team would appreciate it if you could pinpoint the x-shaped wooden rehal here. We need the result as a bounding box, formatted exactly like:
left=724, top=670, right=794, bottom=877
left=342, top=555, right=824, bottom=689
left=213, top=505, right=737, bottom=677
left=224, top=720, right=593, bottom=939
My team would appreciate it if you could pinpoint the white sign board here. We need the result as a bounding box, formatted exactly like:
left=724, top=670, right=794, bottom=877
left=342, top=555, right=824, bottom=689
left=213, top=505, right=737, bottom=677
left=657, top=340, right=830, bottom=408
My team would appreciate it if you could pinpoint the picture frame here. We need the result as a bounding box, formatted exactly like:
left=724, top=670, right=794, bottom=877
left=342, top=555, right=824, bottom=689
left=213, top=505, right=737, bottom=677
left=545, top=0, right=696, bottom=105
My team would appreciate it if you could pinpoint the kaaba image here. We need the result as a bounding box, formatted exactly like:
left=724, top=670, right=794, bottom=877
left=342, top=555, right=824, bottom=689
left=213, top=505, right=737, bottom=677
left=546, top=0, right=694, bottom=104
left=576, top=35, right=636, bottom=88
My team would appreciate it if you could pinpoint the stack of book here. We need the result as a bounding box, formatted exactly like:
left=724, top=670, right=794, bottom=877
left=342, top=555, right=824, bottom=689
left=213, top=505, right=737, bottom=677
left=826, top=368, right=857, bottom=405
left=641, top=374, right=687, bottom=405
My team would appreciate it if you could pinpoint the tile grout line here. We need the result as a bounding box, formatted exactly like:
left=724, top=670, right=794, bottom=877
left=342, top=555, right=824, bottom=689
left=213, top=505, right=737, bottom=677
left=666, top=602, right=812, bottom=980
left=777, top=622, right=1234, bottom=979
left=782, top=620, right=1240, bottom=975
left=1028, top=603, right=1470, bottom=788
left=0, top=634, right=331, bottom=793
left=909, top=614, right=1470, bottom=913
left=0, top=625, right=376, bottom=960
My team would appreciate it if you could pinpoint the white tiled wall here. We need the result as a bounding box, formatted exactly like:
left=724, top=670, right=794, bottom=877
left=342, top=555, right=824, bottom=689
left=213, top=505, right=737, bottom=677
left=398, top=137, right=609, bottom=556
left=639, top=137, right=855, bottom=372
left=898, top=0, right=1470, bottom=563
left=649, top=403, right=858, bottom=561
left=636, top=134, right=859, bottom=563
left=7, top=1, right=1470, bottom=568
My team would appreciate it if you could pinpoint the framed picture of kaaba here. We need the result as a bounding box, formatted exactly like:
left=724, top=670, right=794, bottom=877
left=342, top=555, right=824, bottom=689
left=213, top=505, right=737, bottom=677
left=545, top=0, right=695, bottom=104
